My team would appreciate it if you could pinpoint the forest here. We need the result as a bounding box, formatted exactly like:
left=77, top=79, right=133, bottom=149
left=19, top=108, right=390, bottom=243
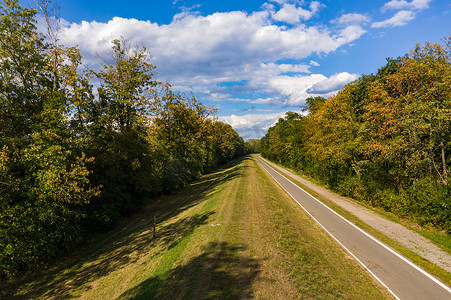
left=0, top=0, right=248, bottom=278
left=260, top=37, right=451, bottom=233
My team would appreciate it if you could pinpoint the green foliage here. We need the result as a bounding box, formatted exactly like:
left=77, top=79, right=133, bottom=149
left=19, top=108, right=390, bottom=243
left=244, top=139, right=260, bottom=153
left=0, top=130, right=100, bottom=278
left=0, top=0, right=97, bottom=278
left=304, top=96, right=326, bottom=114
left=0, top=0, right=247, bottom=279
left=95, top=38, right=158, bottom=130
left=260, top=112, right=305, bottom=169
left=260, top=38, right=451, bottom=232
left=151, top=86, right=245, bottom=190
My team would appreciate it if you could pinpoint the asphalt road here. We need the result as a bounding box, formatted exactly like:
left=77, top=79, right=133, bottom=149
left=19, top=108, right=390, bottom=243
left=255, top=156, right=451, bottom=300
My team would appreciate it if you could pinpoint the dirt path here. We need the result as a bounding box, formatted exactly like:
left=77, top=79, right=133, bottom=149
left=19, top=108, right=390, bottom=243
left=259, top=156, right=451, bottom=274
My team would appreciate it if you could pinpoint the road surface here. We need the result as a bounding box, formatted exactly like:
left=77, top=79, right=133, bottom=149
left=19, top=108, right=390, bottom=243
left=255, top=155, right=451, bottom=300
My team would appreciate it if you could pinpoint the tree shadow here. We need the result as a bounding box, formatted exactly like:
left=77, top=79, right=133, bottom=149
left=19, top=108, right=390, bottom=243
left=2, top=157, right=252, bottom=299
left=118, top=241, right=260, bottom=300
left=159, top=212, right=215, bottom=250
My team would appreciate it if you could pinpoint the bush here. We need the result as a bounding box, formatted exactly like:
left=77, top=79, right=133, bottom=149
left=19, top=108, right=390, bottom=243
left=408, top=179, right=451, bottom=230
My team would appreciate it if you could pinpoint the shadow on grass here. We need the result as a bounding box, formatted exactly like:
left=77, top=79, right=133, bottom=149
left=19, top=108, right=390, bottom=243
left=2, top=157, right=251, bottom=299
left=118, top=241, right=260, bottom=300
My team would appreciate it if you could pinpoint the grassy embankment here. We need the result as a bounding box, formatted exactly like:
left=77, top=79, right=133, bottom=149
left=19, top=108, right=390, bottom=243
left=1, top=156, right=391, bottom=299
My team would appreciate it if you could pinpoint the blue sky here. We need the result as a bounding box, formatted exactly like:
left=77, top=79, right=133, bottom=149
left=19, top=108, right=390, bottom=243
left=19, top=0, right=451, bottom=139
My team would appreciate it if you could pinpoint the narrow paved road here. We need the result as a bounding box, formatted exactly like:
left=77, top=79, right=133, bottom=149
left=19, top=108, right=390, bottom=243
left=255, top=156, right=451, bottom=300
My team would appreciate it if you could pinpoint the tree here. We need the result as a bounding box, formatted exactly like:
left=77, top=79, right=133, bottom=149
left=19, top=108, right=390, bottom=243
left=304, top=96, right=326, bottom=114
left=0, top=0, right=50, bottom=141
left=387, top=41, right=451, bottom=183
left=259, top=38, right=451, bottom=230
left=245, top=139, right=260, bottom=153
left=84, top=39, right=161, bottom=223
left=94, top=38, right=158, bottom=131
left=152, top=86, right=215, bottom=190
left=0, top=0, right=99, bottom=277
left=0, top=0, right=249, bottom=278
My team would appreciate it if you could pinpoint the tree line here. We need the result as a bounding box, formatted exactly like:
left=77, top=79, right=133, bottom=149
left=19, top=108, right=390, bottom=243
left=0, top=0, right=248, bottom=278
left=260, top=38, right=451, bottom=232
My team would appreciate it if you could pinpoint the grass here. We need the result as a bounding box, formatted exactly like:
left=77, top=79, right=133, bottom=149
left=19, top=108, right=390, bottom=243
left=259, top=156, right=451, bottom=287
left=1, top=156, right=391, bottom=299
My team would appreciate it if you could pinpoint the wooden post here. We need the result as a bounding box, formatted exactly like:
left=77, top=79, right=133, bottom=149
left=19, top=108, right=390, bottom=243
left=153, top=214, right=156, bottom=239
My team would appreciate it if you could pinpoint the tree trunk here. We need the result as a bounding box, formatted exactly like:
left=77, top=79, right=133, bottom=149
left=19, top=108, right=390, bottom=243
left=440, top=134, right=447, bottom=183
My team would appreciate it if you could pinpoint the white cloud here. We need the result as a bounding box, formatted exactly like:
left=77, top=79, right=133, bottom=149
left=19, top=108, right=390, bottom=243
left=219, top=110, right=310, bottom=139
left=251, top=97, right=282, bottom=105
left=271, top=63, right=311, bottom=73
left=333, top=13, right=370, bottom=25
left=371, top=10, right=416, bottom=28
left=309, top=1, right=322, bottom=14
left=219, top=112, right=283, bottom=129
left=271, top=1, right=322, bottom=24
left=218, top=112, right=287, bottom=139
left=373, top=0, right=431, bottom=29
left=334, top=25, right=367, bottom=43
left=173, top=4, right=202, bottom=21
left=272, top=4, right=309, bottom=24
left=255, top=72, right=357, bottom=106
left=382, top=0, right=432, bottom=11
left=204, top=70, right=357, bottom=108
left=48, top=3, right=370, bottom=137
left=56, top=10, right=365, bottom=101
left=267, top=74, right=326, bottom=105
left=310, top=60, right=320, bottom=66
left=307, top=72, right=359, bottom=93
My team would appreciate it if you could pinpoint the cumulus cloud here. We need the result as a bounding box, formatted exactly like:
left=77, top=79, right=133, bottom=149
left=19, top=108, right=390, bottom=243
left=218, top=112, right=288, bottom=139
left=373, top=0, right=431, bottom=29
left=204, top=70, right=358, bottom=108
left=273, top=63, right=311, bottom=73
left=219, top=110, right=310, bottom=139
left=254, top=72, right=357, bottom=106
left=382, top=0, right=432, bottom=11
left=334, top=25, right=367, bottom=43
left=46, top=2, right=371, bottom=137
left=58, top=11, right=361, bottom=73
left=266, top=74, right=326, bottom=105
left=56, top=9, right=365, bottom=106
left=271, top=1, right=321, bottom=24
left=307, top=72, right=359, bottom=93
left=371, top=10, right=416, bottom=28
left=332, top=13, right=370, bottom=25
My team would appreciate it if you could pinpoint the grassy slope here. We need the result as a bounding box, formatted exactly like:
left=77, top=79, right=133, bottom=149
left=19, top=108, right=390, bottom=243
left=2, top=157, right=391, bottom=299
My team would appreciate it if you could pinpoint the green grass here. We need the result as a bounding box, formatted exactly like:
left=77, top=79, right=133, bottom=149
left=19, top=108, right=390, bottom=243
left=259, top=156, right=451, bottom=287
left=1, top=156, right=391, bottom=299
